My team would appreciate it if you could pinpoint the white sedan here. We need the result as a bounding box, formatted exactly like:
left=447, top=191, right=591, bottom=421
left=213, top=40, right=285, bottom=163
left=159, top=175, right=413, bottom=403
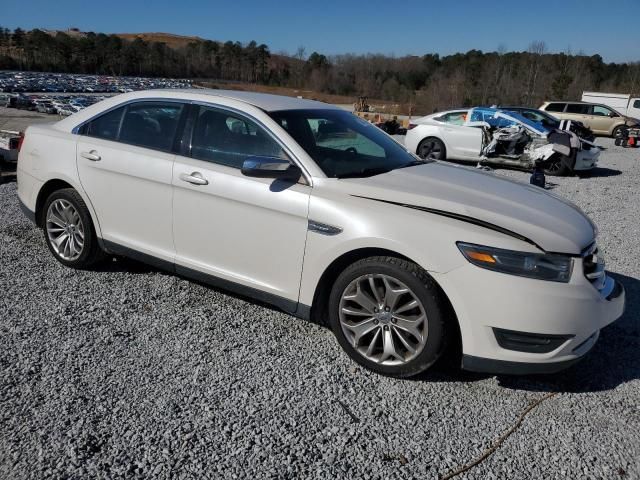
left=405, top=107, right=600, bottom=175
left=17, top=90, right=624, bottom=377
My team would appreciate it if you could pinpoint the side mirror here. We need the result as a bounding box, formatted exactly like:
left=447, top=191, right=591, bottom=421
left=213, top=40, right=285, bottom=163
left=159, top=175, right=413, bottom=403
left=241, top=156, right=301, bottom=180
left=609, top=112, right=618, bottom=118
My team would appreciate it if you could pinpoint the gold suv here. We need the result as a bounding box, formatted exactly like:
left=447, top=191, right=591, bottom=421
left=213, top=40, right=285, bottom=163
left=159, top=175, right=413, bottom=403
left=539, top=101, right=640, bottom=137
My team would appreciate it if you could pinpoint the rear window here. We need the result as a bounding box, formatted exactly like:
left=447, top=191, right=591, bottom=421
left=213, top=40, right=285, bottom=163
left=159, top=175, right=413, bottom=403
left=119, top=102, right=184, bottom=151
left=84, top=106, right=125, bottom=141
left=565, top=104, right=590, bottom=114
left=545, top=103, right=565, bottom=112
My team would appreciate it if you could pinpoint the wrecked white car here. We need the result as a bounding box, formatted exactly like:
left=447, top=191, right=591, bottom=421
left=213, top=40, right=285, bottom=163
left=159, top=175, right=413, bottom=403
left=405, top=107, right=600, bottom=175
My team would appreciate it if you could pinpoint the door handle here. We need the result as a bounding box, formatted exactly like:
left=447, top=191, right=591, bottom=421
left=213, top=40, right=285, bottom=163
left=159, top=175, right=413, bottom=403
left=80, top=150, right=101, bottom=161
left=180, top=171, right=209, bottom=186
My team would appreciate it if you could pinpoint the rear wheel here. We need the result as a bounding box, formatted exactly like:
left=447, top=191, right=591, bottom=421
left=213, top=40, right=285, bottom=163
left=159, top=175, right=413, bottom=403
left=329, top=256, right=450, bottom=377
left=43, top=188, right=104, bottom=269
left=417, top=137, right=446, bottom=160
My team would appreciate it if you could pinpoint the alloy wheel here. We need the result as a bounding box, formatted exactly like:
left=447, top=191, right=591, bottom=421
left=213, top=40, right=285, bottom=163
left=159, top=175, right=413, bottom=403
left=46, top=199, right=85, bottom=261
left=339, top=274, right=428, bottom=365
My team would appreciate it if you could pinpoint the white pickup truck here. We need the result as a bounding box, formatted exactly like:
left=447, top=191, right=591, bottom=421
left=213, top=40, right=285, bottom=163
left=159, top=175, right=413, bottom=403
left=582, top=91, right=640, bottom=119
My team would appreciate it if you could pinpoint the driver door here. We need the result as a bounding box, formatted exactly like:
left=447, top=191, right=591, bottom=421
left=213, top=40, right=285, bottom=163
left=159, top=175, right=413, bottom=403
left=171, top=104, right=310, bottom=308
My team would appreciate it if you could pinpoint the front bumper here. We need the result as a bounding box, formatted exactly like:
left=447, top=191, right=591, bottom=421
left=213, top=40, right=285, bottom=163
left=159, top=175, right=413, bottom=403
left=432, top=261, right=626, bottom=375
left=573, top=147, right=600, bottom=171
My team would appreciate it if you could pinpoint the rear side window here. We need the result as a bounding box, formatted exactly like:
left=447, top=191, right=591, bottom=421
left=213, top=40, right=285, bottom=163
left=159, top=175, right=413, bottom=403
left=190, top=105, right=288, bottom=168
left=565, top=104, right=590, bottom=114
left=84, top=106, right=125, bottom=140
left=119, top=102, right=184, bottom=151
left=545, top=103, right=565, bottom=112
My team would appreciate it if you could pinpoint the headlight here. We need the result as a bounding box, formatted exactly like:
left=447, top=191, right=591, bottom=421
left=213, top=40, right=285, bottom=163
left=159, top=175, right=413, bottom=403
left=457, top=242, right=573, bottom=282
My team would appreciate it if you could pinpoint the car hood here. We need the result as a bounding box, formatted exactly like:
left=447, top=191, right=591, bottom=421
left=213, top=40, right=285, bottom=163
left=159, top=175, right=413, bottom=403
left=340, top=162, right=595, bottom=254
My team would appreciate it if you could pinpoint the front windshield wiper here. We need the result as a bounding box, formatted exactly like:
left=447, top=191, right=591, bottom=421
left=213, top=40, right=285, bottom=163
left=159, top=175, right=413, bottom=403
left=337, top=167, right=393, bottom=179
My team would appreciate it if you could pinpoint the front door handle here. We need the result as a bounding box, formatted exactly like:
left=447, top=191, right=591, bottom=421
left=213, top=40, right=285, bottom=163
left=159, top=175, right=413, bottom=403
left=180, top=172, right=209, bottom=186
left=80, top=150, right=101, bottom=161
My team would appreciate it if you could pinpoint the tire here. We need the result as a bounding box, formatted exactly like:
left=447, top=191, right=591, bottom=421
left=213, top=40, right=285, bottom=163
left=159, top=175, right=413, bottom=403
left=542, top=154, right=571, bottom=176
left=42, top=188, right=104, bottom=269
left=328, top=256, right=450, bottom=378
left=612, top=125, right=627, bottom=140
left=417, top=137, right=446, bottom=160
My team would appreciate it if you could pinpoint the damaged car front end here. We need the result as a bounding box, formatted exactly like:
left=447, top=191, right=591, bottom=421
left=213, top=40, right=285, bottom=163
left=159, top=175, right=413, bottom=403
left=471, top=107, right=600, bottom=176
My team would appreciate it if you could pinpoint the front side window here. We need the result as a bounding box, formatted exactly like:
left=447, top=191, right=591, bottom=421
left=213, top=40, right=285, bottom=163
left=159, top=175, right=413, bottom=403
left=190, top=106, right=288, bottom=168
left=633, top=99, right=640, bottom=109
left=592, top=105, right=614, bottom=116
left=269, top=109, right=422, bottom=178
left=119, top=102, right=184, bottom=151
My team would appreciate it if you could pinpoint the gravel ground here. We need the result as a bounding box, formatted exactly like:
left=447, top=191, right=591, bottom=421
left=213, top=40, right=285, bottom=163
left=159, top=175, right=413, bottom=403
left=1, top=138, right=639, bottom=479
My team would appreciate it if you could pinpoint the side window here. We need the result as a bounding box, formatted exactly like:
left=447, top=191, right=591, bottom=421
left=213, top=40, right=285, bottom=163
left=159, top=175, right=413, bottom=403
left=565, top=104, right=589, bottom=114
left=545, top=103, right=565, bottom=112
left=438, top=112, right=467, bottom=125
left=190, top=106, right=288, bottom=168
left=119, top=102, right=184, bottom=151
left=633, top=99, right=640, bottom=109
left=84, top=106, right=125, bottom=140
left=592, top=105, right=612, bottom=116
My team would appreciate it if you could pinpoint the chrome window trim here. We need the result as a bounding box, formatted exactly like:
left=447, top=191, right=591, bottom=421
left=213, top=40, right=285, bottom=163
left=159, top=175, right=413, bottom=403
left=71, top=97, right=187, bottom=135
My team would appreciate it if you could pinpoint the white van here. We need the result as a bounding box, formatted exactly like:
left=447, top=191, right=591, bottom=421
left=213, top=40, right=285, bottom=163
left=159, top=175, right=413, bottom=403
left=582, top=92, right=640, bottom=119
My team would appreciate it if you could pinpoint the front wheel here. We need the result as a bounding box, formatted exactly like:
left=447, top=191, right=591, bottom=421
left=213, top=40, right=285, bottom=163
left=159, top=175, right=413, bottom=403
left=612, top=125, right=627, bottom=140
left=542, top=155, right=571, bottom=176
left=329, top=256, right=450, bottom=377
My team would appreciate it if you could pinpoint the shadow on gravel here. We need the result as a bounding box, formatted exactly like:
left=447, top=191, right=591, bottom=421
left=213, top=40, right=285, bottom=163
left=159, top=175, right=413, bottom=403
left=497, top=271, right=640, bottom=394
left=576, top=167, right=622, bottom=178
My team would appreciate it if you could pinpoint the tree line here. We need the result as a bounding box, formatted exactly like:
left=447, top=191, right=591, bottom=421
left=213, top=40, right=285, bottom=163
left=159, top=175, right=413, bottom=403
left=1, top=27, right=639, bottom=114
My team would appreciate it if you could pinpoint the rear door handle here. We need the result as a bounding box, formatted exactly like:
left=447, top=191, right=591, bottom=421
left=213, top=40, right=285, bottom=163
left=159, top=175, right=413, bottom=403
left=80, top=150, right=101, bottom=161
left=179, top=172, right=209, bottom=186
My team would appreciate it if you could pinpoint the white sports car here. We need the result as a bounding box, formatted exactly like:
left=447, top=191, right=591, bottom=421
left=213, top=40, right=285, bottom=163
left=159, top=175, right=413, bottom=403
left=404, top=107, right=600, bottom=176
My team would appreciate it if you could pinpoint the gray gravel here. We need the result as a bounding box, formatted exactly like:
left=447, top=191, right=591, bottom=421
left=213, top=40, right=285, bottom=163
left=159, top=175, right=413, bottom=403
left=1, top=138, right=638, bottom=479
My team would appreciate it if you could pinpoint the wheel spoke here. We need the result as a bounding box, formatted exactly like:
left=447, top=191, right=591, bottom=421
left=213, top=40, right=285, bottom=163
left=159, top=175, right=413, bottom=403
left=366, top=328, right=381, bottom=356
left=382, top=276, right=408, bottom=311
left=393, top=314, right=425, bottom=343
left=368, top=276, right=383, bottom=304
left=380, top=328, right=402, bottom=363
left=343, top=318, right=378, bottom=346
left=344, top=283, right=377, bottom=314
left=393, top=327, right=417, bottom=354
left=394, top=299, right=419, bottom=315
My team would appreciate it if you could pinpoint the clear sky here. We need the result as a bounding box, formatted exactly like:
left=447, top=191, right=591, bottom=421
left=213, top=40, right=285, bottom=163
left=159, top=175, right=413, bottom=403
left=3, top=0, right=640, bottom=63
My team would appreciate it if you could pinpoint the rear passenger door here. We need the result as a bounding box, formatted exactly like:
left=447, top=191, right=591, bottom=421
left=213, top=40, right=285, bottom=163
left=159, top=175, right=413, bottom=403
left=76, top=101, right=186, bottom=263
left=171, top=104, right=310, bottom=308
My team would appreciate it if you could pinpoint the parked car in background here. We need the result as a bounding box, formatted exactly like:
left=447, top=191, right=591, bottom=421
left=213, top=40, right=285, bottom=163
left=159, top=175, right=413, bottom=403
left=497, top=106, right=595, bottom=141
left=17, top=90, right=624, bottom=377
left=540, top=101, right=640, bottom=138
left=582, top=91, right=640, bottom=118
left=405, top=107, right=599, bottom=175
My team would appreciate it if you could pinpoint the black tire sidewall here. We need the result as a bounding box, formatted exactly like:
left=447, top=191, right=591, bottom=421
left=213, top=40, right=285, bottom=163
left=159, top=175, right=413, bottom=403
left=43, top=189, right=101, bottom=269
left=328, top=257, right=448, bottom=378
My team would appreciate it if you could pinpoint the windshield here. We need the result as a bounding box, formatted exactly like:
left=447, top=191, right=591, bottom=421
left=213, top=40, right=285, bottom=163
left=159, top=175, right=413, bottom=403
left=268, top=109, right=424, bottom=178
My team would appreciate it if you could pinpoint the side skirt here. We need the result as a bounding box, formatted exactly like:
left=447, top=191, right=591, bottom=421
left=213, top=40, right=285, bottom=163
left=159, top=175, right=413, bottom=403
left=102, top=240, right=310, bottom=320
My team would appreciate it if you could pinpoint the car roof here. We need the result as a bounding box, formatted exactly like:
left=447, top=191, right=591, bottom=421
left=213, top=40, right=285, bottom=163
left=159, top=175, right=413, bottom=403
left=155, top=88, right=337, bottom=112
